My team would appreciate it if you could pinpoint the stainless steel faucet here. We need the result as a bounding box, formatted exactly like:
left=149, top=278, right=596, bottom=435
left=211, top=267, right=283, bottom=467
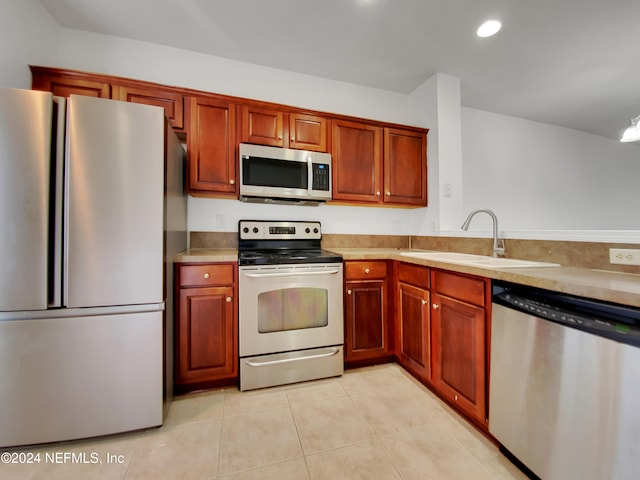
left=461, top=208, right=505, bottom=257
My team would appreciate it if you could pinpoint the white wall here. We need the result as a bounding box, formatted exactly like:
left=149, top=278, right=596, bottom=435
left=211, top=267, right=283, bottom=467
left=0, top=0, right=59, bottom=88
left=459, top=108, right=640, bottom=239
left=2, top=1, right=638, bottom=241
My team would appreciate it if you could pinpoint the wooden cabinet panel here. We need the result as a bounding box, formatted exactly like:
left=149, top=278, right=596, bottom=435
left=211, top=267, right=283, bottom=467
left=431, top=290, right=487, bottom=424
left=289, top=113, right=327, bottom=152
left=112, top=85, right=184, bottom=129
left=177, top=286, right=236, bottom=384
left=384, top=128, right=427, bottom=206
left=332, top=120, right=383, bottom=203
left=345, top=260, right=387, bottom=280
left=175, top=263, right=238, bottom=390
left=396, top=262, right=429, bottom=290
left=433, top=270, right=485, bottom=307
left=397, top=282, right=430, bottom=380
left=188, top=96, right=237, bottom=195
left=241, top=105, right=284, bottom=147
left=32, top=75, right=110, bottom=98
left=178, top=264, right=235, bottom=288
left=345, top=279, right=388, bottom=362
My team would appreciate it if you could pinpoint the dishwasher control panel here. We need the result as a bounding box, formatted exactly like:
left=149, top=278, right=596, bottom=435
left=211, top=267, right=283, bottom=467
left=493, top=282, right=640, bottom=347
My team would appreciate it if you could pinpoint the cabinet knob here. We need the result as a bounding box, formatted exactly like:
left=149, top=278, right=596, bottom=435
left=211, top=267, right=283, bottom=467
left=278, top=134, right=283, bottom=140
left=229, top=179, right=235, bottom=185
left=386, top=191, right=391, bottom=196
left=226, top=296, right=232, bottom=303
left=364, top=268, right=370, bottom=274
left=432, top=303, right=439, bottom=309
left=376, top=191, right=380, bottom=196
left=421, top=299, right=427, bottom=305
left=203, top=273, right=210, bottom=279
left=347, top=289, right=352, bottom=295
left=291, top=137, right=295, bottom=142
left=454, top=394, right=458, bottom=401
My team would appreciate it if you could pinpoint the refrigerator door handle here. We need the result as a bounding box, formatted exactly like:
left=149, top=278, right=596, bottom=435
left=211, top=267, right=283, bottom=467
left=50, top=97, right=66, bottom=308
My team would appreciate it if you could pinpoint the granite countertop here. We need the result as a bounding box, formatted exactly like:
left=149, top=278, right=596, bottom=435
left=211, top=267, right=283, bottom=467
left=174, top=247, right=640, bottom=308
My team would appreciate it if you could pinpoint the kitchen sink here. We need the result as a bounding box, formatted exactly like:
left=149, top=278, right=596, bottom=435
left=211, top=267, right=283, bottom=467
left=400, top=251, right=560, bottom=269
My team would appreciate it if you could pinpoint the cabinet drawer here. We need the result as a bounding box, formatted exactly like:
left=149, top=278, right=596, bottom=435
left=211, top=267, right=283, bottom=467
left=345, top=261, right=387, bottom=280
left=178, top=263, right=235, bottom=288
left=397, top=262, right=429, bottom=289
left=432, top=270, right=485, bottom=307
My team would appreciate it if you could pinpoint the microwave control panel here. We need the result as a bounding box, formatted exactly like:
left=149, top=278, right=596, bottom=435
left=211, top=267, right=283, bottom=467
left=312, top=163, right=330, bottom=191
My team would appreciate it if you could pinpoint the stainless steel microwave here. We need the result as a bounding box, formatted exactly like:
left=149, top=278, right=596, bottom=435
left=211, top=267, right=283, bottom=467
left=239, top=143, right=332, bottom=205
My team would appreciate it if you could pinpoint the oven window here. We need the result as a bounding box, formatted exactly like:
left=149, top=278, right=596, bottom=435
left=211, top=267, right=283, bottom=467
left=258, top=287, right=328, bottom=333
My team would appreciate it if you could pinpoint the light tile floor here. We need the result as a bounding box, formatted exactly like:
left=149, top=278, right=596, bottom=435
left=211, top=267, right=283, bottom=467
left=1, top=364, right=528, bottom=480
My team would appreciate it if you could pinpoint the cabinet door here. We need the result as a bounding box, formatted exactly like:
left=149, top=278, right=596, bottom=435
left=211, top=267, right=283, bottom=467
left=241, top=105, right=284, bottom=147
left=289, top=113, right=328, bottom=152
left=176, top=286, right=236, bottom=385
left=431, top=292, right=486, bottom=424
left=112, top=85, right=184, bottom=129
left=397, top=282, right=430, bottom=380
left=332, top=120, right=383, bottom=203
left=32, top=75, right=110, bottom=98
left=188, top=96, right=237, bottom=195
left=384, top=128, right=427, bottom=206
left=344, top=279, right=388, bottom=361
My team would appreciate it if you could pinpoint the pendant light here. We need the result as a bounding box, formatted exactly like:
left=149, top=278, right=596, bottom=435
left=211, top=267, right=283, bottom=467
left=620, top=115, right=640, bottom=142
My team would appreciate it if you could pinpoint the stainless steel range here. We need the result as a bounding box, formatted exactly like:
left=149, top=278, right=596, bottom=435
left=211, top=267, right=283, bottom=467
left=238, top=220, right=344, bottom=391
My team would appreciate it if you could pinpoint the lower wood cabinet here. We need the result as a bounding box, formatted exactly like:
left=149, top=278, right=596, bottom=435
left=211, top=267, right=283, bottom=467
left=396, top=263, right=431, bottom=381
left=175, top=263, right=238, bottom=391
left=344, top=261, right=390, bottom=363
left=430, top=270, right=490, bottom=426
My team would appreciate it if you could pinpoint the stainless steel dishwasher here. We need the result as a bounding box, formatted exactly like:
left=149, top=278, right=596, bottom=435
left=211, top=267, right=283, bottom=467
left=490, top=281, right=640, bottom=480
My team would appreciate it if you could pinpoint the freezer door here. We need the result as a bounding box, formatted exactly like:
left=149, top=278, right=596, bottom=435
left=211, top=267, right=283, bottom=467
left=0, top=89, right=52, bottom=312
left=0, top=310, right=163, bottom=447
left=65, top=96, right=164, bottom=308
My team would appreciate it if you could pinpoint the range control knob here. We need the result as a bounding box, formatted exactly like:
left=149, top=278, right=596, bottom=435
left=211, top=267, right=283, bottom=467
left=305, top=227, right=311, bottom=233
left=252, top=227, right=259, bottom=234
left=242, top=227, right=249, bottom=234
left=313, top=228, right=319, bottom=234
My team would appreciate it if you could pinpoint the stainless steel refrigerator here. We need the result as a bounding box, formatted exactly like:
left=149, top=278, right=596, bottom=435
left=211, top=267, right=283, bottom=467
left=0, top=88, right=186, bottom=447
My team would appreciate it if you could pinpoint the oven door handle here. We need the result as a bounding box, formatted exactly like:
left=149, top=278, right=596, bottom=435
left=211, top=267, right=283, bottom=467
left=243, top=269, right=341, bottom=278
left=244, top=347, right=341, bottom=367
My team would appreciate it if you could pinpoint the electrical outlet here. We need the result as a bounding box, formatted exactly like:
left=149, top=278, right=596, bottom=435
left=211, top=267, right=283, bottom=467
left=609, top=248, right=640, bottom=266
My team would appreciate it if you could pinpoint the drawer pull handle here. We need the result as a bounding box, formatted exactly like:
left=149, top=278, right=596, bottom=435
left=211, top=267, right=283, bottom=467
left=203, top=273, right=210, bottom=279
left=364, top=268, right=370, bottom=274
left=226, top=296, right=232, bottom=303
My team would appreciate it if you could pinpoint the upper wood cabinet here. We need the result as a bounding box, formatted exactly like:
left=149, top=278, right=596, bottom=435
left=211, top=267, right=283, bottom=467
left=241, top=105, right=328, bottom=152
left=30, top=66, right=428, bottom=204
left=332, top=121, right=427, bottom=207
left=188, top=96, right=237, bottom=196
left=332, top=120, right=383, bottom=204
left=31, top=71, right=110, bottom=98
left=31, top=67, right=185, bottom=131
left=289, top=112, right=328, bottom=152
left=112, top=85, right=184, bottom=130
left=384, top=128, right=427, bottom=206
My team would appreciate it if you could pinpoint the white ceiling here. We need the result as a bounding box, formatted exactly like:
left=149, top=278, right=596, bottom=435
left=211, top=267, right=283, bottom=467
left=39, top=0, right=640, bottom=142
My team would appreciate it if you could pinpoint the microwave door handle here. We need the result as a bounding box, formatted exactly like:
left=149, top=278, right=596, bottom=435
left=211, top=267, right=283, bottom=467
left=307, top=157, right=313, bottom=194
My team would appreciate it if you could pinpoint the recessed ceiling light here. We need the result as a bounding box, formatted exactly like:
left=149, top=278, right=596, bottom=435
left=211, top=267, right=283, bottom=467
left=477, top=20, right=502, bottom=38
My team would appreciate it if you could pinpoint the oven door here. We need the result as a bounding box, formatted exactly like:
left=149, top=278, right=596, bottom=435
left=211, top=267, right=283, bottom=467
left=239, top=263, right=343, bottom=357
